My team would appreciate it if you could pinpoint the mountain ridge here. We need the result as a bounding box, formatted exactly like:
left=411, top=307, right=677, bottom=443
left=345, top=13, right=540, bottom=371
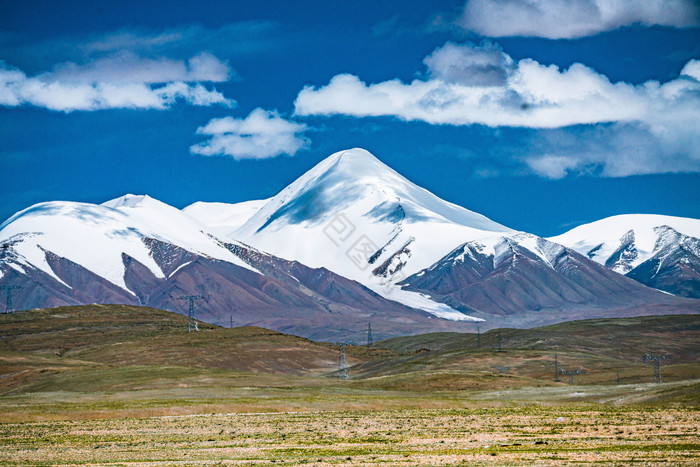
left=551, top=214, right=700, bottom=298
left=2, top=148, right=699, bottom=337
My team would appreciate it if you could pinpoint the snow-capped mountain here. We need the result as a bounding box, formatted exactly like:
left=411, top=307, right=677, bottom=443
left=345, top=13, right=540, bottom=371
left=231, top=148, right=510, bottom=316
left=0, top=194, right=480, bottom=341
left=1, top=148, right=698, bottom=336
left=0, top=195, right=254, bottom=291
left=215, top=148, right=697, bottom=324
left=550, top=215, right=700, bottom=298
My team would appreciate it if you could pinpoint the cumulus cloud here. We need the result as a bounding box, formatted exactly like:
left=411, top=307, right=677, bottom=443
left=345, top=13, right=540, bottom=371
left=294, top=41, right=700, bottom=178
left=295, top=42, right=699, bottom=128
left=459, top=0, right=700, bottom=39
left=681, top=59, right=700, bottom=80
left=0, top=53, right=234, bottom=111
left=424, top=41, right=513, bottom=86
left=190, top=108, right=308, bottom=160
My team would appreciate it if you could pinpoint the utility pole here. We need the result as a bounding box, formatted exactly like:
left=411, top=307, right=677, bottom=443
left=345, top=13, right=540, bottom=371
left=176, top=294, right=207, bottom=332
left=643, top=353, right=670, bottom=383
left=367, top=322, right=373, bottom=347
left=554, top=353, right=561, bottom=382
left=477, top=325, right=481, bottom=349
left=0, top=285, right=22, bottom=314
left=230, top=315, right=233, bottom=328
left=337, top=343, right=348, bottom=379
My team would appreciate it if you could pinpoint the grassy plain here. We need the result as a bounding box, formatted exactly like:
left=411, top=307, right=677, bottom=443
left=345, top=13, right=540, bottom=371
left=1, top=305, right=698, bottom=465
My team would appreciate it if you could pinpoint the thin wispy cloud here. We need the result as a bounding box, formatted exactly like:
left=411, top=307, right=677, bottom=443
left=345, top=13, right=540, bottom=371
left=47, top=52, right=232, bottom=84
left=190, top=108, right=308, bottom=160
left=459, top=0, right=700, bottom=39
left=294, top=42, right=700, bottom=177
left=0, top=22, right=281, bottom=72
left=522, top=122, right=700, bottom=179
left=80, top=22, right=279, bottom=58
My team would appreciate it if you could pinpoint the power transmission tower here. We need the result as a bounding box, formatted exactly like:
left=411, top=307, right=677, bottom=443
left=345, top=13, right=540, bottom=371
left=337, top=343, right=348, bottom=379
left=176, top=294, right=207, bottom=332
left=554, top=353, right=561, bottom=382
left=560, top=367, right=585, bottom=385
left=0, top=285, right=22, bottom=314
left=643, top=353, right=670, bottom=383
left=477, top=325, right=481, bottom=349
left=366, top=322, right=373, bottom=347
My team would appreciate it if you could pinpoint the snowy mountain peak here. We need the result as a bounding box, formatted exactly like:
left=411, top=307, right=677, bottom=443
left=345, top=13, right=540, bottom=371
left=102, top=194, right=162, bottom=209
left=237, top=148, right=510, bottom=236
left=326, top=148, right=403, bottom=183
left=229, top=148, right=513, bottom=318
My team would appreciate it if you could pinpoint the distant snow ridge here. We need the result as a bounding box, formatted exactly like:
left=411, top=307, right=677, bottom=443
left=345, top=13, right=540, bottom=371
left=551, top=214, right=700, bottom=298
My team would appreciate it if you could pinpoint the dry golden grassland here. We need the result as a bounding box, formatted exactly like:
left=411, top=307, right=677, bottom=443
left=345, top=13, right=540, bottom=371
left=1, top=306, right=699, bottom=465
left=1, top=407, right=698, bottom=465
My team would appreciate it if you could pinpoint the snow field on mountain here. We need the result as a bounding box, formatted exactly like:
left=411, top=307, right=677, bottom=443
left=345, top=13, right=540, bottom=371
left=183, top=199, right=269, bottom=237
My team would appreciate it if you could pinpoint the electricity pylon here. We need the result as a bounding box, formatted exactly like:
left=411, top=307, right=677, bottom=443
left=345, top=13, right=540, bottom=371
left=0, top=285, right=22, bottom=314
left=643, top=353, right=670, bottom=383
left=366, top=322, right=373, bottom=347
left=560, top=367, right=585, bottom=385
left=176, top=294, right=207, bottom=332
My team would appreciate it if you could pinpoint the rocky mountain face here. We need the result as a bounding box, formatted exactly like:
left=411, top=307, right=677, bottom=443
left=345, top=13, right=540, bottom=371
left=400, top=234, right=700, bottom=328
left=625, top=227, right=700, bottom=298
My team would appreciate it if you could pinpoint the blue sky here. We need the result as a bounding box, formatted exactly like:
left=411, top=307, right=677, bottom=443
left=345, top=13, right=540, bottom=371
left=1, top=0, right=699, bottom=236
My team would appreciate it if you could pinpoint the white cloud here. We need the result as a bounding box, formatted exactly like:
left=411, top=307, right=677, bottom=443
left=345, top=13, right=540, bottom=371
left=423, top=41, right=513, bottom=86
left=523, top=121, right=700, bottom=178
left=681, top=59, right=700, bottom=80
left=190, top=108, right=308, bottom=160
left=47, top=52, right=232, bottom=84
left=0, top=54, right=234, bottom=111
left=294, top=41, right=700, bottom=178
left=295, top=42, right=700, bottom=128
left=80, top=22, right=278, bottom=58
left=525, top=154, right=579, bottom=179
left=459, top=0, right=700, bottom=39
